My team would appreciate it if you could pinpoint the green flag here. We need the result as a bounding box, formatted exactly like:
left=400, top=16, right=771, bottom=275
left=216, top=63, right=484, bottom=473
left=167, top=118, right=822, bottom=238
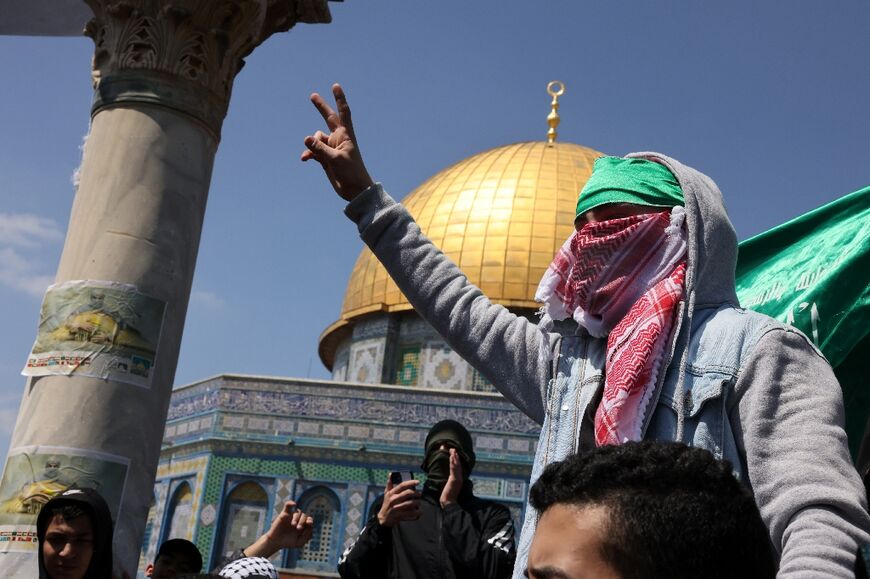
left=736, top=186, right=870, bottom=457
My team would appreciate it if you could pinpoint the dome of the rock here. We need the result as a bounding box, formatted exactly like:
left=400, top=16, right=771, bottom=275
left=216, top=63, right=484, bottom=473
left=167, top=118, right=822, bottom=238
left=319, top=140, right=604, bottom=374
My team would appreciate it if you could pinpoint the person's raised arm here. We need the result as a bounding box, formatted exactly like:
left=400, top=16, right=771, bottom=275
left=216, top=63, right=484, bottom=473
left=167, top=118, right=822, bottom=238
left=300, top=84, right=550, bottom=424
left=243, top=501, right=314, bottom=559
left=301, top=83, right=373, bottom=201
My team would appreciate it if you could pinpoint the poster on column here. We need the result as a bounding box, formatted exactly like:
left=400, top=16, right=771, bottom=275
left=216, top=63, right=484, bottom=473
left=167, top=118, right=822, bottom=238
left=22, top=280, right=166, bottom=388
left=0, top=446, right=129, bottom=553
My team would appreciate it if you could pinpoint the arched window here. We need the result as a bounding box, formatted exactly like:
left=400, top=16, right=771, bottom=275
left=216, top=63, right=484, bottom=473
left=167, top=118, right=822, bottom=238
left=162, top=482, right=193, bottom=543
left=216, top=481, right=269, bottom=563
left=287, top=487, right=342, bottom=572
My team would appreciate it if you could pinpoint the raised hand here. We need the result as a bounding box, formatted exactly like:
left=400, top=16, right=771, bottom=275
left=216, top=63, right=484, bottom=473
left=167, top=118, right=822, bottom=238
left=439, top=448, right=463, bottom=508
left=268, top=501, right=315, bottom=549
left=245, top=501, right=315, bottom=558
left=377, top=477, right=422, bottom=527
left=301, top=83, right=374, bottom=201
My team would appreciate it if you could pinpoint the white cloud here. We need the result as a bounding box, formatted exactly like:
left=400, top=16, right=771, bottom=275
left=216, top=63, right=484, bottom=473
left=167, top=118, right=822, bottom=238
left=190, top=290, right=225, bottom=310
left=0, top=213, right=63, bottom=298
left=0, top=247, right=54, bottom=298
left=0, top=213, right=64, bottom=247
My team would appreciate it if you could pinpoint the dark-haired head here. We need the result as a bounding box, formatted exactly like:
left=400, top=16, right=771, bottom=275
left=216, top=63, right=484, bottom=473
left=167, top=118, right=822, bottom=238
left=526, top=441, right=776, bottom=579
left=37, top=487, right=115, bottom=579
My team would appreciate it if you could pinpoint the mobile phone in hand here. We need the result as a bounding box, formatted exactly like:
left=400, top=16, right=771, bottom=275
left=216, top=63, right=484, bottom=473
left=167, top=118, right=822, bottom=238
left=389, top=471, right=415, bottom=485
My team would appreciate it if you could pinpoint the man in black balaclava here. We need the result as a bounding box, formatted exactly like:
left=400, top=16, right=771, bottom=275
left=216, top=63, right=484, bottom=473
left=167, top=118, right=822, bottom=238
left=36, top=487, right=116, bottom=579
left=338, top=420, right=516, bottom=579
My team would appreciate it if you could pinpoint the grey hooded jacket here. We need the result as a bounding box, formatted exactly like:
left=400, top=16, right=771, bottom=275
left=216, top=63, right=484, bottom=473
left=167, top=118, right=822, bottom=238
left=344, top=151, right=870, bottom=577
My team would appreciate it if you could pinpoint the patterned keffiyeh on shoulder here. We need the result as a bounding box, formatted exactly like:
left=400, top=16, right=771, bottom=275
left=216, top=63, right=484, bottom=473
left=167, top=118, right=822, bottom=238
left=535, top=207, right=687, bottom=446
left=218, top=557, right=278, bottom=579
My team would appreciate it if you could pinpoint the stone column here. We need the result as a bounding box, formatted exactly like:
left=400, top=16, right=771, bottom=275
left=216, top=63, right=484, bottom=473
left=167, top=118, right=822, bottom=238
left=1, top=1, right=331, bottom=575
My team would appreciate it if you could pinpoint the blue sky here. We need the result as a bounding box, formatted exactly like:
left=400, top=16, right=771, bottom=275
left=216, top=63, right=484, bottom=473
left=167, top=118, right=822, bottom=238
left=1, top=1, right=868, bottom=460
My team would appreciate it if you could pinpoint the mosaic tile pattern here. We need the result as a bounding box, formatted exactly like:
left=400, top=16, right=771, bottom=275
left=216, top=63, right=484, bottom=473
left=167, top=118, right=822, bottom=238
left=332, top=341, right=350, bottom=382
left=352, top=316, right=393, bottom=340
left=348, top=338, right=384, bottom=384
left=167, top=388, right=220, bottom=420
left=421, top=345, right=466, bottom=390
left=397, top=314, right=431, bottom=340
left=504, top=480, right=526, bottom=500
left=272, top=478, right=295, bottom=519
left=398, top=429, right=423, bottom=444
left=393, top=318, right=472, bottom=390
left=169, top=375, right=540, bottom=435
left=200, top=503, right=217, bottom=526
left=395, top=346, right=421, bottom=386
left=473, top=478, right=501, bottom=497
left=470, top=368, right=495, bottom=392
left=343, top=484, right=367, bottom=550
left=168, top=414, right=535, bottom=480
left=174, top=382, right=539, bottom=437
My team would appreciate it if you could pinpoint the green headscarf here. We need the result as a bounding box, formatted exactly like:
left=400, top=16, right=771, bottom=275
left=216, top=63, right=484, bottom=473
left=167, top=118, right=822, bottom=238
left=575, top=156, right=684, bottom=219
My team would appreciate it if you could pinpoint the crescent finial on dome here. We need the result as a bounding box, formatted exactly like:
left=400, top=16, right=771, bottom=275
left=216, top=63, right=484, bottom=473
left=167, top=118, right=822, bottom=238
left=546, top=80, right=565, bottom=146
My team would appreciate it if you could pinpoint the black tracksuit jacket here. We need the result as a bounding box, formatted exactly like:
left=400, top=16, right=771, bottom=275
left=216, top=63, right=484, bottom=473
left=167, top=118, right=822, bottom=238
left=338, top=483, right=516, bottom=579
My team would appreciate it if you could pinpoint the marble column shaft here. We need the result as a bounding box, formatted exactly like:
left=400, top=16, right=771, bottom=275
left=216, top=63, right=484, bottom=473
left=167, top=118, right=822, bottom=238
left=1, top=0, right=331, bottom=575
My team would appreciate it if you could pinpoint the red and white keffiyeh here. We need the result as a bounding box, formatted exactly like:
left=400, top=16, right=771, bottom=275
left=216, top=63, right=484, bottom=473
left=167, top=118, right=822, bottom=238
left=535, top=207, right=687, bottom=445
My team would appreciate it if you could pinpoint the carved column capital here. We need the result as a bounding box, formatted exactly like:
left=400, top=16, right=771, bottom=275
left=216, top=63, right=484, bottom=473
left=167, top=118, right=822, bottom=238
left=83, top=0, right=331, bottom=139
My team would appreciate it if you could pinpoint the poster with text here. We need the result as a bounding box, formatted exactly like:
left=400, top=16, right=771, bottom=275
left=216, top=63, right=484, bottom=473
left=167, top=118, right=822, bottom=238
left=0, top=447, right=128, bottom=553
left=22, top=280, right=166, bottom=388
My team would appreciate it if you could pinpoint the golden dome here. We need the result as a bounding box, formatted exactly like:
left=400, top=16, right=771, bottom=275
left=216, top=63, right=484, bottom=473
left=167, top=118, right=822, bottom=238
left=319, top=140, right=604, bottom=368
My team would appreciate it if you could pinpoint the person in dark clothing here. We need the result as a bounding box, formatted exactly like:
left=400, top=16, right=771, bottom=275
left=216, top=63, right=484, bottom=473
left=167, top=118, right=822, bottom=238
left=338, top=420, right=516, bottom=579
left=36, top=487, right=115, bottom=579
left=146, top=538, right=203, bottom=578
left=525, top=441, right=776, bottom=579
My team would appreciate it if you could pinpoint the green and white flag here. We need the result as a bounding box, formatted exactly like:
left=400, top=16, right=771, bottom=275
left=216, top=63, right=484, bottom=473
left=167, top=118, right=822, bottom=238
left=736, top=186, right=870, bottom=457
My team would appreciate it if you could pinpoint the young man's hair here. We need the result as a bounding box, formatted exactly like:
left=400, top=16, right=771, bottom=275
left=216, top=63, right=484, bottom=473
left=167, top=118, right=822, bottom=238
left=529, top=441, right=776, bottom=579
left=43, top=503, right=89, bottom=523
left=155, top=538, right=203, bottom=572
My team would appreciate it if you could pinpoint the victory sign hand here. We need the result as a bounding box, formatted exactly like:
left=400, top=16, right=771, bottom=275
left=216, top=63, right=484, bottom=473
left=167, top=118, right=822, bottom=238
left=301, top=83, right=374, bottom=201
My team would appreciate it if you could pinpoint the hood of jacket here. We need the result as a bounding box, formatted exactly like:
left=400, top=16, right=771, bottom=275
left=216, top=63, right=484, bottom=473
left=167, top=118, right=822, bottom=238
left=36, top=487, right=114, bottom=579
left=626, top=152, right=740, bottom=310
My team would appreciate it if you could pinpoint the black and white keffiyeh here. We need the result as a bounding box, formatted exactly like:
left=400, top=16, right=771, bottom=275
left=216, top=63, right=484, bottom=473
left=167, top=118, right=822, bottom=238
left=218, top=556, right=278, bottom=579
